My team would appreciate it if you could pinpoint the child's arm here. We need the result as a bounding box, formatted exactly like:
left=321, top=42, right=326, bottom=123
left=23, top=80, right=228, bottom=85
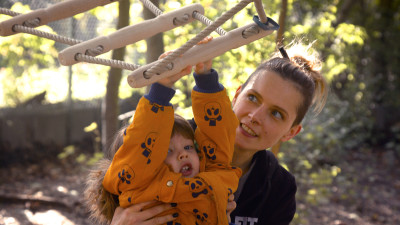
left=192, top=69, right=239, bottom=166
left=102, top=83, right=175, bottom=200
left=191, top=67, right=241, bottom=224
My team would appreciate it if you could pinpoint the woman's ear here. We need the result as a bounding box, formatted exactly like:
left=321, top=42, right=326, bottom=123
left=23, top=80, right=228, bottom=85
left=280, top=124, right=302, bottom=142
left=232, top=85, right=242, bottom=106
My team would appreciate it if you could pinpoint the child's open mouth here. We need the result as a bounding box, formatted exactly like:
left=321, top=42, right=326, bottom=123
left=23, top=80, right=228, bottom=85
left=180, top=163, right=193, bottom=177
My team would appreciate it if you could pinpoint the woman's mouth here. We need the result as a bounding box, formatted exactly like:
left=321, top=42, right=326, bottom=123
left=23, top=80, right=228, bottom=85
left=180, top=164, right=193, bottom=177
left=240, top=123, right=257, bottom=137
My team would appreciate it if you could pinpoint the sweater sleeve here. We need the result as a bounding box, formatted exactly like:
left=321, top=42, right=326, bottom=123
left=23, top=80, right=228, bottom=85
left=192, top=69, right=242, bottom=224
left=192, top=69, right=239, bottom=165
left=102, top=83, right=175, bottom=206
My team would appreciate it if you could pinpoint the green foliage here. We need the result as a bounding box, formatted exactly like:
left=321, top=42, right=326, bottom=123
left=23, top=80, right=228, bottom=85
left=0, top=4, right=59, bottom=106
left=2, top=0, right=400, bottom=223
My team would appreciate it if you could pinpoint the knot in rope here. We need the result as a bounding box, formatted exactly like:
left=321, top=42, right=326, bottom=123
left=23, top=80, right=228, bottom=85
left=242, top=25, right=260, bottom=39
left=22, top=18, right=41, bottom=28
left=173, top=14, right=190, bottom=26
left=85, top=45, right=104, bottom=57
left=143, top=62, right=173, bottom=79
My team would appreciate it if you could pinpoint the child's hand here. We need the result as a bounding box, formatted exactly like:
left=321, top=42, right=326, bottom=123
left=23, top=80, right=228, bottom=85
left=195, top=36, right=213, bottom=75
left=226, top=194, right=236, bottom=222
left=157, top=51, right=192, bottom=88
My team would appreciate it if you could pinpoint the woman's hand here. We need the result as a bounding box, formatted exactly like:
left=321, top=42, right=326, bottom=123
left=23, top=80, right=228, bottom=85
left=226, top=194, right=237, bottom=222
left=110, top=201, right=177, bottom=225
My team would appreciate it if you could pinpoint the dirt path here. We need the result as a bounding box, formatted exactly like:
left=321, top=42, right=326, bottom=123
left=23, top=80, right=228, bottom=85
left=0, top=150, right=399, bottom=225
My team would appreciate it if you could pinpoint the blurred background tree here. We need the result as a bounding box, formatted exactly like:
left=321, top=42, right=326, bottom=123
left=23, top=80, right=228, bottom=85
left=0, top=0, right=399, bottom=224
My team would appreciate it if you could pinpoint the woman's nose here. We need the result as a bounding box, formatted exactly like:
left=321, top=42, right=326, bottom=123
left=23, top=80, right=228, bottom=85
left=249, top=107, right=263, bottom=124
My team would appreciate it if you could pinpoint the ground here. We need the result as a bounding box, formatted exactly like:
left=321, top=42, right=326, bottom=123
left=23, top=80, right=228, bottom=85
left=0, top=149, right=399, bottom=225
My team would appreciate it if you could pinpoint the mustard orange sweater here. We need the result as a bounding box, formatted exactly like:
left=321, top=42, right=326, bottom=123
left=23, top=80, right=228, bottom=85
left=103, top=71, right=241, bottom=224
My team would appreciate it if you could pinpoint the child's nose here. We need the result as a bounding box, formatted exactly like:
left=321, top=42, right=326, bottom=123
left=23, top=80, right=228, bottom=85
left=178, top=151, right=188, bottom=161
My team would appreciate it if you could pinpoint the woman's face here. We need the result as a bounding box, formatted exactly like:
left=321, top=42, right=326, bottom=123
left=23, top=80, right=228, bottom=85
left=232, top=71, right=303, bottom=153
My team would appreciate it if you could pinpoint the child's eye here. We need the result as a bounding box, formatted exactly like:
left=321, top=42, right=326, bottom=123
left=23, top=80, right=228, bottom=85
left=184, top=145, right=193, bottom=150
left=167, top=149, right=173, bottom=154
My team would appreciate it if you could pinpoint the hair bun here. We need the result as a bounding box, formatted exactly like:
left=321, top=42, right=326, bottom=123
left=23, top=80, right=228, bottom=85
left=285, top=42, right=328, bottom=114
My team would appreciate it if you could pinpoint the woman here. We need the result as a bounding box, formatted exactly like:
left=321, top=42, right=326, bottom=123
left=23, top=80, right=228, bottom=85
left=85, top=42, right=328, bottom=225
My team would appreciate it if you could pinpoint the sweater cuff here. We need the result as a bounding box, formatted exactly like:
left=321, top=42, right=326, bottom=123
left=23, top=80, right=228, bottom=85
left=193, top=69, right=224, bottom=93
left=144, top=83, right=175, bottom=106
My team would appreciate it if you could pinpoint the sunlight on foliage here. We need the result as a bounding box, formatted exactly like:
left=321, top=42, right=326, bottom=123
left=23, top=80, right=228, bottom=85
left=2, top=1, right=399, bottom=224
left=58, top=145, right=75, bottom=159
left=76, top=153, right=87, bottom=164
left=325, top=55, right=348, bottom=81
left=84, top=122, right=98, bottom=133
left=87, top=152, right=105, bottom=166
left=335, top=23, right=366, bottom=45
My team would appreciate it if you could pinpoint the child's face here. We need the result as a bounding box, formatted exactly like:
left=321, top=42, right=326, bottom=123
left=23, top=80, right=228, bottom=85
left=164, top=133, right=199, bottom=178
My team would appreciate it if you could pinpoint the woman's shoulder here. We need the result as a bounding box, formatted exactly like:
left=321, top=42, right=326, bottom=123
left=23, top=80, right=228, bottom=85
left=253, top=150, right=296, bottom=186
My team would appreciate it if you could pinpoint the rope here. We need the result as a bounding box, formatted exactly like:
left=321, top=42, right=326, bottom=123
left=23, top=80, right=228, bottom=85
left=1, top=8, right=138, bottom=68
left=0, top=8, right=21, bottom=17
left=1, top=7, right=41, bottom=28
left=2, top=0, right=268, bottom=74
left=1, top=8, right=83, bottom=45
left=76, top=54, right=140, bottom=71
left=192, top=11, right=226, bottom=36
left=12, top=24, right=83, bottom=45
left=145, top=0, right=253, bottom=78
left=254, top=0, right=268, bottom=23
left=139, top=0, right=163, bottom=16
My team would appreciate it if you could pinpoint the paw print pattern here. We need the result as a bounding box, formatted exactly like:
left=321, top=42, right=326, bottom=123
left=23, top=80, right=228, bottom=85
left=193, top=209, right=209, bottom=224
left=167, top=222, right=181, bottom=225
left=118, top=165, right=135, bottom=185
left=141, top=132, right=158, bottom=164
left=204, top=102, right=222, bottom=126
left=150, top=102, right=164, bottom=113
left=184, top=179, right=209, bottom=198
left=201, top=140, right=217, bottom=161
left=127, top=192, right=135, bottom=203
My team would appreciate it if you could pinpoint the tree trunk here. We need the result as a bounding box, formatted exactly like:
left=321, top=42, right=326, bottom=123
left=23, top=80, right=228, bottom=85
left=276, top=0, right=287, bottom=46
left=272, top=0, right=288, bottom=157
left=102, top=0, right=130, bottom=156
left=143, top=0, right=164, bottom=94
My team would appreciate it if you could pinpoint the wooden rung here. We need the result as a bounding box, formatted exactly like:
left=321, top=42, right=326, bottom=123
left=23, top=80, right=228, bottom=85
left=58, top=3, right=204, bottom=66
left=127, top=21, right=278, bottom=88
left=0, top=0, right=115, bottom=37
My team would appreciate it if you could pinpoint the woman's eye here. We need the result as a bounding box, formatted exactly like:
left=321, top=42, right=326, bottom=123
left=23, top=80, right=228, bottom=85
left=272, top=110, right=283, bottom=120
left=247, top=94, right=257, bottom=102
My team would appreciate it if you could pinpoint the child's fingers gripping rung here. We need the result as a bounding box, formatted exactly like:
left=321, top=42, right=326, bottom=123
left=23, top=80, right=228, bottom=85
left=127, top=22, right=277, bottom=88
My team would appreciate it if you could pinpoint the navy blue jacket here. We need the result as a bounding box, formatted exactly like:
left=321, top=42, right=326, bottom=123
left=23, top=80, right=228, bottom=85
left=230, top=150, right=297, bottom=225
